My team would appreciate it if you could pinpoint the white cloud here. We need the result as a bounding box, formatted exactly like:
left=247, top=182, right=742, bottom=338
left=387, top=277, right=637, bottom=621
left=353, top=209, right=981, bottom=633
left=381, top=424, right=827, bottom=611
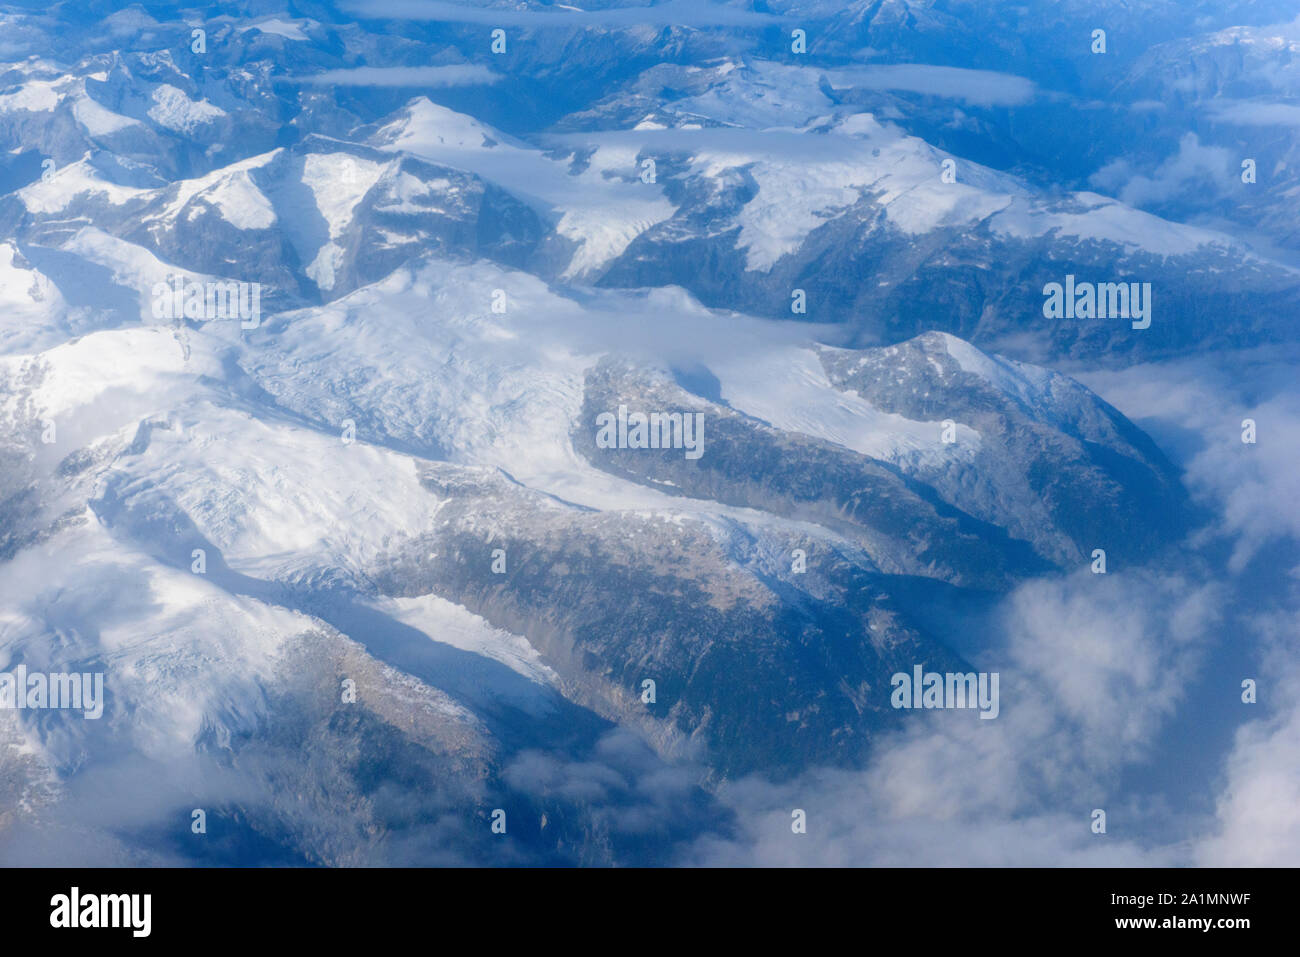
left=338, top=0, right=785, bottom=27
left=1208, top=100, right=1300, bottom=127
left=683, top=569, right=1221, bottom=865
left=1090, top=132, right=1235, bottom=207
left=1195, top=607, right=1300, bottom=865
left=685, top=769, right=1171, bottom=866
left=823, top=64, right=1038, bottom=106
left=293, top=65, right=501, bottom=87
left=1078, top=348, right=1300, bottom=570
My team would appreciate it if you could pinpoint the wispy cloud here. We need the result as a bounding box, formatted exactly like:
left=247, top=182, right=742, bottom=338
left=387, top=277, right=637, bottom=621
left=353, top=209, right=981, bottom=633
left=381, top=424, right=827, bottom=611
left=823, top=64, right=1038, bottom=106
left=1208, top=99, right=1300, bottom=127
left=682, top=569, right=1222, bottom=866
left=289, top=65, right=501, bottom=87
left=1089, top=132, right=1235, bottom=207
left=1195, top=608, right=1300, bottom=866
left=337, top=0, right=786, bottom=27
left=1078, top=347, right=1300, bottom=571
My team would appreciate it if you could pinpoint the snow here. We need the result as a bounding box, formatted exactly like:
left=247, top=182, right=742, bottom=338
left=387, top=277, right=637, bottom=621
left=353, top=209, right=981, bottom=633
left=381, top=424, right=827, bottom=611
left=363, top=594, right=558, bottom=688
left=58, top=228, right=187, bottom=313
left=17, top=157, right=148, bottom=213
left=1, top=1, right=1271, bottom=869
left=235, top=256, right=993, bottom=527
left=241, top=261, right=722, bottom=518
left=0, top=302, right=562, bottom=773
left=0, top=72, right=163, bottom=142
left=373, top=170, right=451, bottom=214
left=238, top=18, right=312, bottom=41
left=54, top=227, right=257, bottom=327
left=72, top=91, right=141, bottom=135
left=306, top=244, right=345, bottom=292
left=301, top=153, right=389, bottom=235
left=147, top=84, right=226, bottom=132
left=16, top=145, right=277, bottom=233
left=107, top=400, right=446, bottom=579
left=563, top=119, right=1022, bottom=273
left=728, top=157, right=862, bottom=271
left=882, top=176, right=1013, bottom=235
left=672, top=60, right=834, bottom=131
left=0, top=517, right=307, bottom=758
left=0, top=288, right=574, bottom=775
left=940, top=331, right=1057, bottom=413
left=14, top=325, right=215, bottom=422
left=990, top=192, right=1230, bottom=258
left=204, top=170, right=276, bottom=229
left=0, top=242, right=66, bottom=354
left=374, top=98, right=510, bottom=152
left=0, top=242, right=57, bottom=308
left=723, top=123, right=1017, bottom=268
left=554, top=142, right=674, bottom=276
left=554, top=89, right=1243, bottom=274
left=0, top=79, right=62, bottom=112
left=372, top=98, right=674, bottom=278
left=148, top=150, right=280, bottom=231
left=711, top=344, right=971, bottom=460
left=300, top=152, right=389, bottom=290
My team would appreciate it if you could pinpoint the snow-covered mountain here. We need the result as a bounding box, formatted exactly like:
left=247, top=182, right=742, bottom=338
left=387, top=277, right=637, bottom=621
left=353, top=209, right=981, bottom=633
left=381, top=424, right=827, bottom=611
left=0, top=0, right=1295, bottom=867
